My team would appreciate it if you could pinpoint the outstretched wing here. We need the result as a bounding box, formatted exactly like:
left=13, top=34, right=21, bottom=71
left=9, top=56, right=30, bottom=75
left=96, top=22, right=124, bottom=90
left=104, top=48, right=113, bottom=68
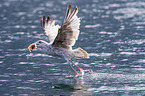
left=40, top=15, right=60, bottom=43
left=52, top=5, right=80, bottom=49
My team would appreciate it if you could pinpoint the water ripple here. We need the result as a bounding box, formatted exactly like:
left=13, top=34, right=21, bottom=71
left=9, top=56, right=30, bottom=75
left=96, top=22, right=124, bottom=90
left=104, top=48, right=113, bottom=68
left=1, top=0, right=145, bottom=95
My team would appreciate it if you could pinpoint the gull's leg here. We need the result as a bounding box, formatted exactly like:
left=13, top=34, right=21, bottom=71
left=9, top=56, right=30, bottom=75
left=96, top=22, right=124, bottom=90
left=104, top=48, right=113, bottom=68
left=68, top=61, right=78, bottom=75
left=69, top=60, right=83, bottom=72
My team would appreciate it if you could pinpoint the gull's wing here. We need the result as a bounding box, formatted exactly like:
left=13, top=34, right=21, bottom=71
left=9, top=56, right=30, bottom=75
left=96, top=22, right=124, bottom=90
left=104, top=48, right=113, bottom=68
left=52, top=5, right=80, bottom=49
left=40, top=15, right=60, bottom=43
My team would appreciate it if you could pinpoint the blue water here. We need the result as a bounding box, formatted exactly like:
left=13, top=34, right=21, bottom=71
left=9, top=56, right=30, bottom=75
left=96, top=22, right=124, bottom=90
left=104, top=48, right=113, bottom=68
left=1, top=0, right=145, bottom=95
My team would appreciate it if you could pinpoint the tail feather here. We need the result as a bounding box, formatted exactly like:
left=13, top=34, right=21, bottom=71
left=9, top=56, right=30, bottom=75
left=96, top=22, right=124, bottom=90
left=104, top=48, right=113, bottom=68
left=73, top=47, right=89, bottom=58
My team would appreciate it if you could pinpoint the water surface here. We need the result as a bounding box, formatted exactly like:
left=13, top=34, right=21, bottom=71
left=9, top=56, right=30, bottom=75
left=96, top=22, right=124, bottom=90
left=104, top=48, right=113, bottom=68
left=1, top=0, right=145, bottom=95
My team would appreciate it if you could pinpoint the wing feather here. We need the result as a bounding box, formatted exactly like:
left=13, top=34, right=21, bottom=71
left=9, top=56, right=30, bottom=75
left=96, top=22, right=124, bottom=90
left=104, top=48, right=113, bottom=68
left=40, top=15, right=60, bottom=43
left=53, top=5, right=80, bottom=48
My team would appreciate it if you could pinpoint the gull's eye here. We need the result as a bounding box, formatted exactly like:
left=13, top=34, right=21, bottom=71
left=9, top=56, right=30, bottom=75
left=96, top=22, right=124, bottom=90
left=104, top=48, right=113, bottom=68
left=39, top=41, right=42, bottom=43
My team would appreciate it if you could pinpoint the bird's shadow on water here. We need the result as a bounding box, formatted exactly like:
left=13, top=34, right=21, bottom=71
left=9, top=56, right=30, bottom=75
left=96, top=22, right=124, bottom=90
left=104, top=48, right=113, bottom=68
left=47, top=73, right=92, bottom=95
left=28, top=75, right=92, bottom=96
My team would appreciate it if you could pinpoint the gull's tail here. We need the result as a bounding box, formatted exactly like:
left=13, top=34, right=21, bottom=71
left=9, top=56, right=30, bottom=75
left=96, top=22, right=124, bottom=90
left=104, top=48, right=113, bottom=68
left=73, top=47, right=89, bottom=58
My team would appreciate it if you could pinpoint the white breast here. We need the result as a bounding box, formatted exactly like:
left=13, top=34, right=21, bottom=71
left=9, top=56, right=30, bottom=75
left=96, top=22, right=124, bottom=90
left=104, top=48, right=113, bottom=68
left=42, top=45, right=74, bottom=59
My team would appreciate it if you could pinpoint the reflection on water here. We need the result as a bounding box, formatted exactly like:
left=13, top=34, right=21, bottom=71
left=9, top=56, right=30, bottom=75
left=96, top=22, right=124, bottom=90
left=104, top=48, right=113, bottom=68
left=1, top=0, right=145, bottom=95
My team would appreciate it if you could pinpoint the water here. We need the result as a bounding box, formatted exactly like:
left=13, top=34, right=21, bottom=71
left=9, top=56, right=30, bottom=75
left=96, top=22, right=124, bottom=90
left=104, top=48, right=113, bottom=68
left=1, top=0, right=145, bottom=95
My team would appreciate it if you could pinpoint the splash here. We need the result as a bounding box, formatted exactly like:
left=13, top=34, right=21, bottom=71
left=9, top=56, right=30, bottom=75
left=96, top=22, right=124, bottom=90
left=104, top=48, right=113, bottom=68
left=79, top=69, right=145, bottom=82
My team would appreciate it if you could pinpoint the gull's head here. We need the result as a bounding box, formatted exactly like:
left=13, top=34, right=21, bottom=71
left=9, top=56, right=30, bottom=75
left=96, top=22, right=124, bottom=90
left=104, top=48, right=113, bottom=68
left=28, top=40, right=49, bottom=52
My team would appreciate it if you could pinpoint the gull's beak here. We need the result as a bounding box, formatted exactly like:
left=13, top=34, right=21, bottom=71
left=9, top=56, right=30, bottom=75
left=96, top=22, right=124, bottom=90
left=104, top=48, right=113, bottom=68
left=28, top=43, right=36, bottom=52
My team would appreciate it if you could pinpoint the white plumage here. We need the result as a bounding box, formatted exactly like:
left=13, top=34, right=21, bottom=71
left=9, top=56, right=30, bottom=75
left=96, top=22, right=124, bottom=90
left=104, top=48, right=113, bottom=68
left=28, top=5, right=89, bottom=76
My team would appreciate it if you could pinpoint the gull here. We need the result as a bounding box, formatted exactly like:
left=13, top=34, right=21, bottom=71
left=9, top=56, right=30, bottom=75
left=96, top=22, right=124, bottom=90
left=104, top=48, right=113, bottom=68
left=28, top=5, right=89, bottom=76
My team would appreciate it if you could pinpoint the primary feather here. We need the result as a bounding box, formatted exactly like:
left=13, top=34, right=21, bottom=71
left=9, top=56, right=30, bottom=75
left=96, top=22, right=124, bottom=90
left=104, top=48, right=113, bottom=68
left=53, top=5, right=80, bottom=48
left=40, top=15, right=60, bottom=43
